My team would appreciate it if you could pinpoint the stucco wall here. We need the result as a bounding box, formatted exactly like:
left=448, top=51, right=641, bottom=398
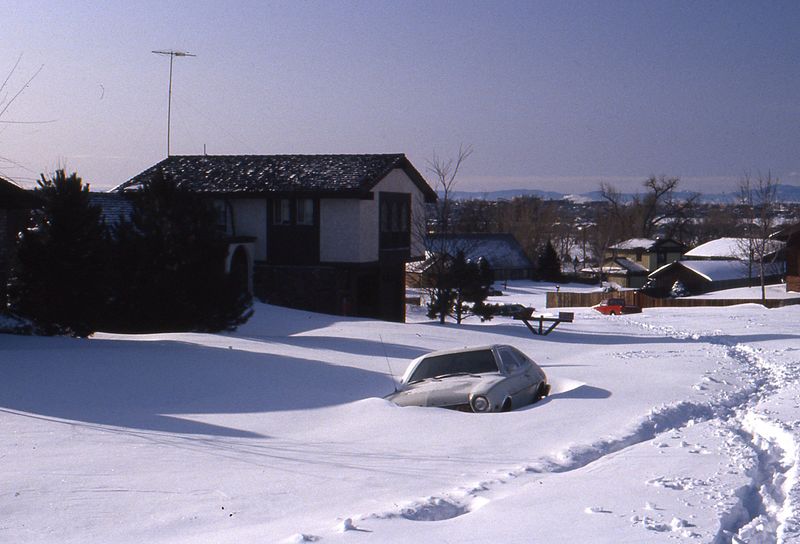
left=320, top=168, right=428, bottom=263
left=320, top=199, right=371, bottom=262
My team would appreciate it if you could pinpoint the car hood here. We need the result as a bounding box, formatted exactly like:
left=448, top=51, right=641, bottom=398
left=385, top=374, right=504, bottom=408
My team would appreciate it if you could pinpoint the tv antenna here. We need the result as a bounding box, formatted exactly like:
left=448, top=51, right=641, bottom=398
left=152, top=49, right=196, bottom=156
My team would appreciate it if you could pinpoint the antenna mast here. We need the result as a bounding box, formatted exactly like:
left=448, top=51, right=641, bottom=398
left=152, top=49, right=196, bottom=157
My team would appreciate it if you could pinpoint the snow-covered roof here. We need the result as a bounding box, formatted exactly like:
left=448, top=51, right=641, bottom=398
left=609, top=238, right=656, bottom=251
left=668, top=259, right=785, bottom=282
left=426, top=234, right=533, bottom=270
left=685, top=237, right=784, bottom=259
left=611, top=257, right=649, bottom=273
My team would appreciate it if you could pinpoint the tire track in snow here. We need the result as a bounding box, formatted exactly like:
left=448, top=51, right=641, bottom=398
left=346, top=354, right=763, bottom=527
left=630, top=317, right=800, bottom=543
left=331, top=318, right=798, bottom=537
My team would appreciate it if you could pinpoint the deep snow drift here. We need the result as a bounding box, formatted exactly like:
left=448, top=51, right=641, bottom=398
left=2, top=282, right=800, bottom=543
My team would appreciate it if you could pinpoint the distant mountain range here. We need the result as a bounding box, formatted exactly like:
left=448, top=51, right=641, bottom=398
left=448, top=184, right=800, bottom=204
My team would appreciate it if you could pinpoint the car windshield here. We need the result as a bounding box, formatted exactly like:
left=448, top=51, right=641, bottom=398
left=407, top=350, right=498, bottom=383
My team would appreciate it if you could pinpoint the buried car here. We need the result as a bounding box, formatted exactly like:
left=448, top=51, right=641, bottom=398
left=385, top=345, right=549, bottom=412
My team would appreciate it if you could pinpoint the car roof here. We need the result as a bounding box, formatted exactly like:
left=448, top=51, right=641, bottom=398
left=419, top=344, right=511, bottom=358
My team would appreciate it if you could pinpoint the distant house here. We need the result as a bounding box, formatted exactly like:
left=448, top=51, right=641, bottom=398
left=601, top=257, right=650, bottom=289
left=647, top=259, right=785, bottom=296
left=0, top=178, right=38, bottom=299
left=117, top=154, right=436, bottom=322
left=601, top=238, right=686, bottom=288
left=647, top=236, right=787, bottom=296
left=773, top=224, right=800, bottom=292
left=407, top=233, right=533, bottom=287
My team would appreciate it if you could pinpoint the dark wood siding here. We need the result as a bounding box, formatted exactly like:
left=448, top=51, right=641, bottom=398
left=266, top=197, right=320, bottom=265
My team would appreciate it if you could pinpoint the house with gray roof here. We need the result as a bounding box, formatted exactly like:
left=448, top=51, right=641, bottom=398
left=117, top=154, right=436, bottom=322
left=407, top=233, right=533, bottom=287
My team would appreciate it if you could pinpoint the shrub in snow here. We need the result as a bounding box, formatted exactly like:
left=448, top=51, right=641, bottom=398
left=426, top=252, right=494, bottom=324
left=670, top=280, right=689, bottom=298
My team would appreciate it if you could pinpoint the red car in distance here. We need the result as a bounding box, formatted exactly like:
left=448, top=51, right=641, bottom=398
left=592, top=297, right=642, bottom=315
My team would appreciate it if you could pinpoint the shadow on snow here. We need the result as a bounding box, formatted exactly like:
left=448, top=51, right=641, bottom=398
left=0, top=334, right=392, bottom=437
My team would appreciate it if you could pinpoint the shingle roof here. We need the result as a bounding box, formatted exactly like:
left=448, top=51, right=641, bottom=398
left=88, top=193, right=134, bottom=226
left=115, top=154, right=437, bottom=201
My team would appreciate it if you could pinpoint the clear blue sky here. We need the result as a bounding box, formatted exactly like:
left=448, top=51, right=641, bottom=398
left=2, top=0, right=799, bottom=194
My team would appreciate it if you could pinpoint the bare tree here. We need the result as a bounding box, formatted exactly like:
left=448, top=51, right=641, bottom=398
left=600, top=176, right=700, bottom=241
left=737, top=172, right=781, bottom=303
left=493, top=195, right=560, bottom=267
left=1, top=55, right=46, bottom=178
left=422, top=144, right=474, bottom=323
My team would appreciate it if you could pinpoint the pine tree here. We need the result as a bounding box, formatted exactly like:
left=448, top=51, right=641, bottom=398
left=9, top=170, right=109, bottom=336
left=537, top=240, right=562, bottom=282
left=110, top=170, right=251, bottom=332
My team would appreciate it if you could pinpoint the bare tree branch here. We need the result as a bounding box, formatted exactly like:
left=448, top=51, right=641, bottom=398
left=736, top=171, right=781, bottom=303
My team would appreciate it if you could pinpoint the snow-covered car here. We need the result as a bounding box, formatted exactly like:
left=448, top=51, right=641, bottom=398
left=592, top=297, right=642, bottom=315
left=385, top=344, right=549, bottom=412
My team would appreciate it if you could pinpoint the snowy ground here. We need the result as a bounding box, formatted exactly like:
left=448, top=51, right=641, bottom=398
left=2, top=281, right=800, bottom=543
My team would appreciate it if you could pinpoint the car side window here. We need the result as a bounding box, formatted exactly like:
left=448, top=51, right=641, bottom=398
left=498, top=348, right=522, bottom=373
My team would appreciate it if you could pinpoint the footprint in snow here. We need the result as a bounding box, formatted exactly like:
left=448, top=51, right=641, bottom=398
left=584, top=506, right=611, bottom=514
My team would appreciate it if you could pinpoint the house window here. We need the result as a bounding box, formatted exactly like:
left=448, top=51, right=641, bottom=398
left=379, top=192, right=411, bottom=250
left=274, top=199, right=291, bottom=225
left=296, top=198, right=314, bottom=225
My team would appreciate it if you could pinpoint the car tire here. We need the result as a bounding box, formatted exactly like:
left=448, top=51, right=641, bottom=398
left=536, top=382, right=550, bottom=400
left=501, top=398, right=512, bottom=412
left=610, top=311, right=617, bottom=315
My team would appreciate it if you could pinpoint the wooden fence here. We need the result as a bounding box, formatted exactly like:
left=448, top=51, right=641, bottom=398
left=546, top=290, right=800, bottom=310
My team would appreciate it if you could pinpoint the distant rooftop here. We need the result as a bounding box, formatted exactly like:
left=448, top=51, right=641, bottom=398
left=426, top=233, right=533, bottom=270
left=610, top=238, right=657, bottom=251
left=677, top=259, right=785, bottom=282
left=685, top=237, right=784, bottom=259
left=88, top=193, right=133, bottom=226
